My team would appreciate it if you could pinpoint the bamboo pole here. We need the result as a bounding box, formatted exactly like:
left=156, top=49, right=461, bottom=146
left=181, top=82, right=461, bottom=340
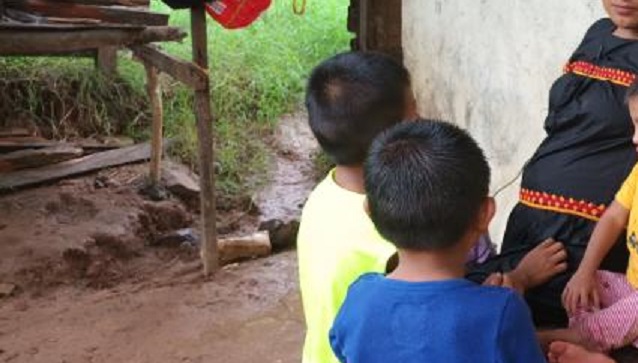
left=144, top=63, right=163, bottom=185
left=190, top=5, right=218, bottom=275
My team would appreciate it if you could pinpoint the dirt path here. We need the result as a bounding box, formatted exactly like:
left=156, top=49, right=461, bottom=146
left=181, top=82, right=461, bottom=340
left=0, top=252, right=303, bottom=363
left=0, top=112, right=317, bottom=363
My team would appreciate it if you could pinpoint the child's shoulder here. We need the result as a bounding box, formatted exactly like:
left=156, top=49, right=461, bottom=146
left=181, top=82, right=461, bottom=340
left=349, top=272, right=385, bottom=289
left=300, top=170, right=367, bottom=222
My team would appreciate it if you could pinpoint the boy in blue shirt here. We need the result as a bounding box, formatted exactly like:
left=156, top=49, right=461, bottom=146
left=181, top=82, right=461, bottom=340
left=330, top=120, right=546, bottom=363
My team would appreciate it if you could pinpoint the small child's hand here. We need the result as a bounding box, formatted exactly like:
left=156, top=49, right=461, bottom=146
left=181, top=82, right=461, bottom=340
left=562, top=269, right=600, bottom=315
left=483, top=272, right=524, bottom=294
left=483, top=272, right=505, bottom=287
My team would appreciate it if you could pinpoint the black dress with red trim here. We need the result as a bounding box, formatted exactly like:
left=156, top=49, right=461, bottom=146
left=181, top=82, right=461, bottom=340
left=467, top=18, right=638, bottom=327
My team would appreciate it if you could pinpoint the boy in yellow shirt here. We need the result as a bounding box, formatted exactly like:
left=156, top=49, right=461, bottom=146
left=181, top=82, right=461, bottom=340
left=297, top=52, right=416, bottom=363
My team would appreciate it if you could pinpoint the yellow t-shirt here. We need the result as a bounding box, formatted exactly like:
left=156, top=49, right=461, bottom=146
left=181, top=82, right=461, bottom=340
left=297, top=169, right=395, bottom=363
left=615, top=163, right=638, bottom=288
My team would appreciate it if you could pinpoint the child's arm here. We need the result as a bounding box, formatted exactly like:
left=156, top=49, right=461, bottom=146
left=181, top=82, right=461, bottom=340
left=562, top=201, right=629, bottom=314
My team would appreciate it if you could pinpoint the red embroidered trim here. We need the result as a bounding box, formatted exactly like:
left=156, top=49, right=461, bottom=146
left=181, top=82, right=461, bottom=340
left=564, top=61, right=636, bottom=87
left=519, top=188, right=606, bottom=221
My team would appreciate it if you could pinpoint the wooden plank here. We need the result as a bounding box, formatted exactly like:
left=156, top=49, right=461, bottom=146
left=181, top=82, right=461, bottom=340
left=0, top=145, right=83, bottom=172
left=0, top=22, right=144, bottom=30
left=2, top=49, right=97, bottom=57
left=131, top=45, right=208, bottom=91
left=0, top=136, right=47, bottom=143
left=46, top=16, right=103, bottom=24
left=0, top=128, right=32, bottom=138
left=0, top=139, right=128, bottom=152
left=0, top=26, right=186, bottom=55
left=191, top=5, right=218, bottom=275
left=7, top=0, right=168, bottom=26
left=56, top=0, right=149, bottom=7
left=0, top=142, right=152, bottom=191
left=0, top=140, right=61, bottom=151
left=96, top=46, right=118, bottom=76
left=144, top=63, right=163, bottom=185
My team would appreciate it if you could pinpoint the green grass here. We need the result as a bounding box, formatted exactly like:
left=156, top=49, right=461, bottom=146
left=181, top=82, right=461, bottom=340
left=0, top=0, right=349, bottom=201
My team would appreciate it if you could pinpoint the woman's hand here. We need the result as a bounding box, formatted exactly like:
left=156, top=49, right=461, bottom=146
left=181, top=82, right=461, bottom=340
left=562, top=269, right=599, bottom=315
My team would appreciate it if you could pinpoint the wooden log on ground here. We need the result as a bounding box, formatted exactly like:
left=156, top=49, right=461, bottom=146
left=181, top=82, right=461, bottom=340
left=144, top=63, right=163, bottom=185
left=152, top=229, right=271, bottom=264
left=0, top=26, right=186, bottom=55
left=131, top=45, right=208, bottom=91
left=0, top=145, right=83, bottom=172
left=191, top=5, right=218, bottom=275
left=219, top=231, right=271, bottom=264
left=7, top=0, right=168, bottom=25
left=0, top=142, right=153, bottom=192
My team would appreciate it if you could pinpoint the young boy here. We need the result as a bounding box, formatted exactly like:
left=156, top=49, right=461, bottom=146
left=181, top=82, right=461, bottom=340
left=540, top=82, right=638, bottom=353
left=297, top=51, right=416, bottom=363
left=329, top=120, right=546, bottom=363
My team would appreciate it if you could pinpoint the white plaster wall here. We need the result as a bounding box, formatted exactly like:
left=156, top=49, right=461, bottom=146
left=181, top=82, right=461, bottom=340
left=403, top=0, right=605, bottom=245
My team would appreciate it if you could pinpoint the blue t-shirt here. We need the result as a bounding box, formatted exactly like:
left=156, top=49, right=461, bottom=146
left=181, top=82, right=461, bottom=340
left=330, top=273, right=546, bottom=363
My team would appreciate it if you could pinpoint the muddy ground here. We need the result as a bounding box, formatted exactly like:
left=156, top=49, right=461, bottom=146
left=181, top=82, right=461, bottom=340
left=0, top=113, right=318, bottom=363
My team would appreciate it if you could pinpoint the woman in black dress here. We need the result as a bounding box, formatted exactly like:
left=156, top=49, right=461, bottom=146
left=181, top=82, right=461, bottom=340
left=470, top=0, right=638, bottom=327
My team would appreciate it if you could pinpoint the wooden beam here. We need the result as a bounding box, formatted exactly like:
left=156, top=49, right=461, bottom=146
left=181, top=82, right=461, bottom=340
left=7, top=0, right=168, bottom=25
left=144, top=63, right=163, bottom=185
left=191, top=5, right=218, bottom=275
left=96, top=46, right=118, bottom=77
left=0, top=22, right=144, bottom=30
left=0, top=145, right=83, bottom=173
left=359, top=0, right=368, bottom=51
left=0, top=26, right=186, bottom=55
left=0, top=140, right=124, bottom=152
left=2, top=50, right=97, bottom=57
left=56, top=0, right=149, bottom=7
left=0, top=128, right=31, bottom=138
left=0, top=142, right=152, bottom=192
left=131, top=45, right=208, bottom=91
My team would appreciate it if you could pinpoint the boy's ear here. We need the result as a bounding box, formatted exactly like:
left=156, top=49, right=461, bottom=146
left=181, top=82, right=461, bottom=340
left=477, top=197, right=496, bottom=232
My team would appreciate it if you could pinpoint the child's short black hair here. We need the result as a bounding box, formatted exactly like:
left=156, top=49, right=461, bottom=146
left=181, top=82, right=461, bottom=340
left=305, top=51, right=410, bottom=166
left=627, top=79, right=638, bottom=102
left=365, top=120, right=490, bottom=251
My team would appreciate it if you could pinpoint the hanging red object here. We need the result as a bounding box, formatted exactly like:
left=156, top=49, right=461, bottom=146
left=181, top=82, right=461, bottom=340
left=204, top=0, right=272, bottom=29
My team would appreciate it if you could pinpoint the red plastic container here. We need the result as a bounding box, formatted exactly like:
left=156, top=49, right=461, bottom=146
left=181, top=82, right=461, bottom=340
left=204, top=0, right=272, bottom=29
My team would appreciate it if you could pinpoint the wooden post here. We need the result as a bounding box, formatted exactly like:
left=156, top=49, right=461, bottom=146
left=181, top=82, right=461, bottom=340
left=144, top=63, right=163, bottom=185
left=191, top=5, right=218, bottom=275
left=96, top=46, right=118, bottom=77
left=359, top=0, right=368, bottom=51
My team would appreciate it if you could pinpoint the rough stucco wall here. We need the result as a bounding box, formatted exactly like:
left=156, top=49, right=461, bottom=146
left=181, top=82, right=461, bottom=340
left=403, top=0, right=605, bottom=244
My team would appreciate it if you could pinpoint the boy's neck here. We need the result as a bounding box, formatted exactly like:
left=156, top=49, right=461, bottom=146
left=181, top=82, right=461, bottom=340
left=388, top=246, right=468, bottom=282
left=614, top=26, right=638, bottom=40
left=334, top=165, right=365, bottom=194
